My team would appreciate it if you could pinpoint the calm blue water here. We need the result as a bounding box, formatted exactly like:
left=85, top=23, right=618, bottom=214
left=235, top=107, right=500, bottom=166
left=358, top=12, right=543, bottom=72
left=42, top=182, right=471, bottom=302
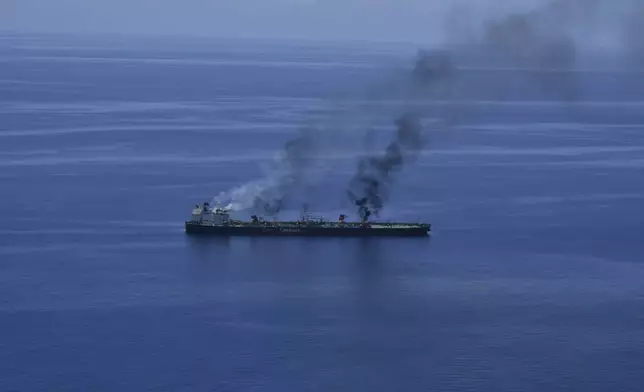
left=1, top=33, right=644, bottom=391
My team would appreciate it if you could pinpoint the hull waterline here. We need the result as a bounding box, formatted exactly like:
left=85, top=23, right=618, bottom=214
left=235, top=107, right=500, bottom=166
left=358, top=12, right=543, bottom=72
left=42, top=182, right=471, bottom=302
left=185, top=221, right=430, bottom=237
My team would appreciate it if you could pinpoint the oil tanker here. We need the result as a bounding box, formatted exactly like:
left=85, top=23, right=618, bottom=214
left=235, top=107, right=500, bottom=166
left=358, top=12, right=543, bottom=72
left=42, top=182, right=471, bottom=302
left=185, top=202, right=430, bottom=237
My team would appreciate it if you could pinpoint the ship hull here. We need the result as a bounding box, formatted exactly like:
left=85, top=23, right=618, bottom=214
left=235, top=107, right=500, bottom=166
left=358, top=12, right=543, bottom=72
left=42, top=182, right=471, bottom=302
left=185, top=221, right=430, bottom=237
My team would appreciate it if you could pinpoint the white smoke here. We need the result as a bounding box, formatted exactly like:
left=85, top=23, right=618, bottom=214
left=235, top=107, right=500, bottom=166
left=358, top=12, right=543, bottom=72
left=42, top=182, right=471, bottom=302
left=210, top=136, right=327, bottom=214
left=212, top=180, right=272, bottom=211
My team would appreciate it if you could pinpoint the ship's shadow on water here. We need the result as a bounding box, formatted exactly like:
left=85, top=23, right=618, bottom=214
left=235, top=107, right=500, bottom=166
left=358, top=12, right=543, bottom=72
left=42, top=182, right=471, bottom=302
left=183, top=235, right=432, bottom=285
left=349, top=236, right=433, bottom=270
left=185, top=235, right=431, bottom=265
left=186, top=234, right=232, bottom=251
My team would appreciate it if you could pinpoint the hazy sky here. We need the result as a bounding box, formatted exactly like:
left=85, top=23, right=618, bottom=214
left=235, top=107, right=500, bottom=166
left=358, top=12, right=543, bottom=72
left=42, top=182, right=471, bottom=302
left=1, top=0, right=532, bottom=43
left=2, top=0, right=639, bottom=49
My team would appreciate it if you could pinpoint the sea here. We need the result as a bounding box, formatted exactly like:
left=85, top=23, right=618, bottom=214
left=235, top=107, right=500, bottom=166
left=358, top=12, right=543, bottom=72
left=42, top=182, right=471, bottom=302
left=1, top=32, right=643, bottom=391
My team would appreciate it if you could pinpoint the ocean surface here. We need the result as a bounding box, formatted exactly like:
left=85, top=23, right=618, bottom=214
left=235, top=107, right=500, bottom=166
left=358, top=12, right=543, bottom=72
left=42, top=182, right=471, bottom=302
left=1, top=33, right=643, bottom=391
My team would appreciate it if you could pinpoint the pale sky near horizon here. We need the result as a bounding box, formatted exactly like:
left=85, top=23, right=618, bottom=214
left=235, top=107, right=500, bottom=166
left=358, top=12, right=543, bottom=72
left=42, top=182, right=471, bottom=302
left=1, top=0, right=638, bottom=48
left=0, top=0, right=538, bottom=43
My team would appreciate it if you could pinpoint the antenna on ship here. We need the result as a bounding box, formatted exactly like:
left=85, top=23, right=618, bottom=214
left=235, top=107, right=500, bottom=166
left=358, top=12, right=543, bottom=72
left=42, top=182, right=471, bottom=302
left=300, top=203, right=309, bottom=222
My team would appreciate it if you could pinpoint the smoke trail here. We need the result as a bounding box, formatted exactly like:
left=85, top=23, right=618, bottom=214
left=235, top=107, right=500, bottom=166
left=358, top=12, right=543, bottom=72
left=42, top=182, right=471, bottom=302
left=345, top=0, right=644, bottom=222
left=480, top=0, right=581, bottom=100
left=346, top=51, right=455, bottom=220
left=622, top=1, right=644, bottom=66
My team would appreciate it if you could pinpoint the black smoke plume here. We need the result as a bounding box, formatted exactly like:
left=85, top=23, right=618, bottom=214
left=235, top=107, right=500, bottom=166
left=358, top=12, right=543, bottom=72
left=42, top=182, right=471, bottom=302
left=347, top=114, right=424, bottom=221
left=347, top=51, right=455, bottom=220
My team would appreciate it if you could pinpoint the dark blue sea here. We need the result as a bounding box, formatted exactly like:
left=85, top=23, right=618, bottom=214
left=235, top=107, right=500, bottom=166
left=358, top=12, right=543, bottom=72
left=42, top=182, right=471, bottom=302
left=1, top=33, right=644, bottom=391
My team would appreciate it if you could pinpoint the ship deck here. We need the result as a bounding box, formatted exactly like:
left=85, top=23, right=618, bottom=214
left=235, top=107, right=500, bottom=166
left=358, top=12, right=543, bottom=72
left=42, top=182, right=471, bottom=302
left=185, top=220, right=430, bottom=236
left=225, top=221, right=428, bottom=229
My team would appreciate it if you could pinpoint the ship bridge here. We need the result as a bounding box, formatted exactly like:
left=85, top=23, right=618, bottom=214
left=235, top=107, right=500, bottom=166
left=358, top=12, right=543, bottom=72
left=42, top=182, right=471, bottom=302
left=191, top=202, right=231, bottom=225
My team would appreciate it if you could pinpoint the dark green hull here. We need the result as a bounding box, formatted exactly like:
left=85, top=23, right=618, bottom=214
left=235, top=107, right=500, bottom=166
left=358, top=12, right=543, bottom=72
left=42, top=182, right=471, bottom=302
left=185, top=221, right=430, bottom=237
